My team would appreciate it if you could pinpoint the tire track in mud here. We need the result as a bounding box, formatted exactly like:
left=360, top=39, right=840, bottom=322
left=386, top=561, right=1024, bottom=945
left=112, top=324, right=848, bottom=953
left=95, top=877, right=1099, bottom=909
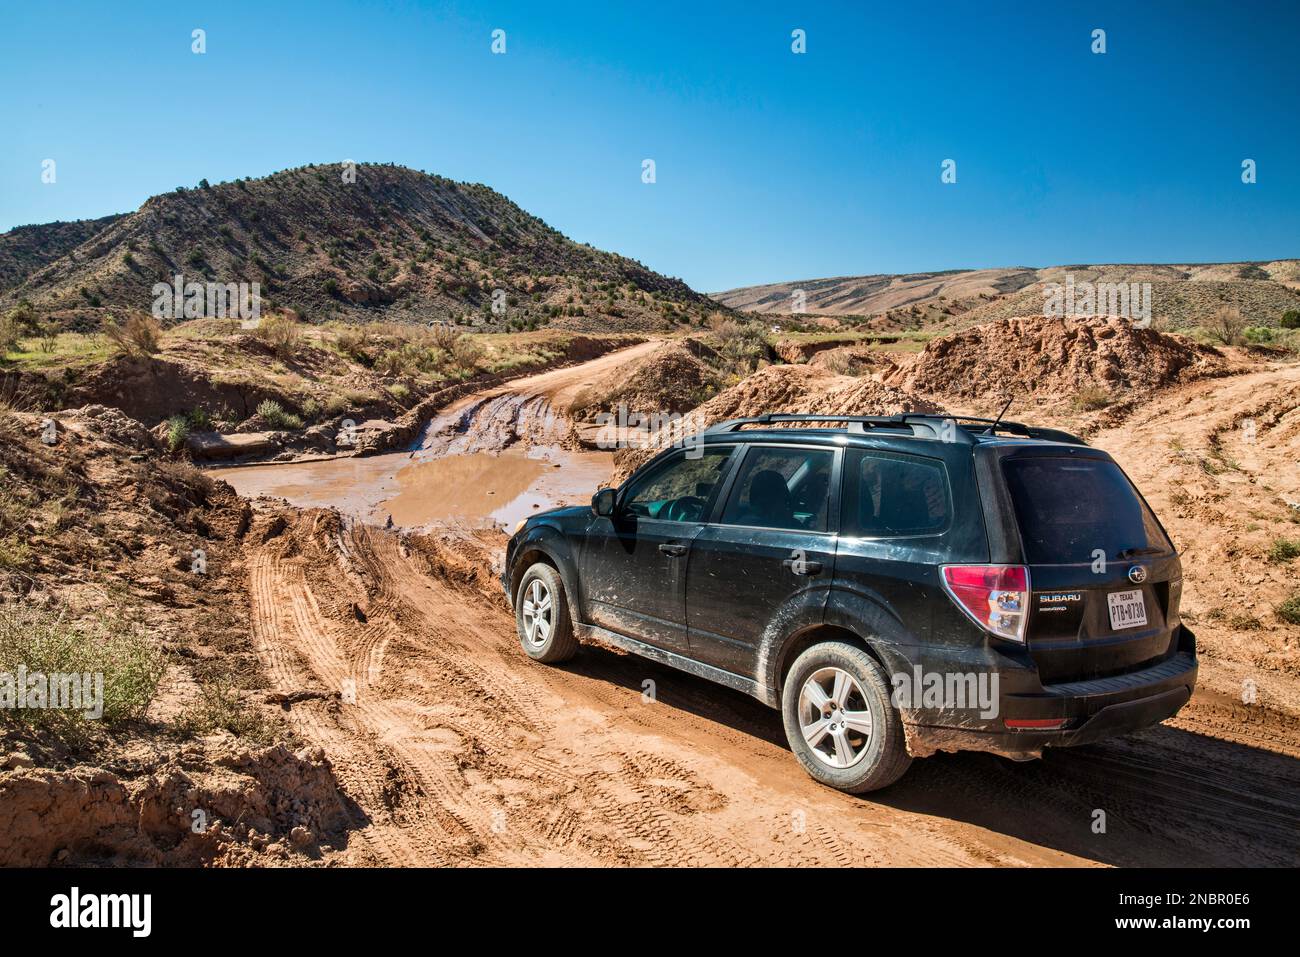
left=248, top=514, right=1002, bottom=866
left=248, top=549, right=435, bottom=866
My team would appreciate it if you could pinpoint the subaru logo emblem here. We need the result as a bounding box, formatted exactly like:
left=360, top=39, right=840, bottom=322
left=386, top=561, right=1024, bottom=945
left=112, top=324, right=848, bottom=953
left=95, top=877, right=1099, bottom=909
left=1128, top=565, right=1147, bottom=584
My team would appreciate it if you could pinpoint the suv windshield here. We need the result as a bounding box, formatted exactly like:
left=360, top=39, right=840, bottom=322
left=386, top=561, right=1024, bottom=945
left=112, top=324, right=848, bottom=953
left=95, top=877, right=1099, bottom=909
left=1002, top=456, right=1172, bottom=564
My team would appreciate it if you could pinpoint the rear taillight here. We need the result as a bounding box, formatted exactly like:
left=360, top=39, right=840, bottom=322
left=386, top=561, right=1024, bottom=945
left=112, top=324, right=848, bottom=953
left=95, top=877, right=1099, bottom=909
left=941, top=564, right=1030, bottom=642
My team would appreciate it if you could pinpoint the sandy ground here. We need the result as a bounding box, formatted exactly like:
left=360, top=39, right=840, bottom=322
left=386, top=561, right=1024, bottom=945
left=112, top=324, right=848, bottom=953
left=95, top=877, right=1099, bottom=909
left=232, top=346, right=1300, bottom=867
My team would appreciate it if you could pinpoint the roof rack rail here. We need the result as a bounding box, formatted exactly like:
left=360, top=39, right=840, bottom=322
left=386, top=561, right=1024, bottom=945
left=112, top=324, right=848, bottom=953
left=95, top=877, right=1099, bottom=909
left=911, top=415, right=1087, bottom=445
left=703, top=412, right=1087, bottom=446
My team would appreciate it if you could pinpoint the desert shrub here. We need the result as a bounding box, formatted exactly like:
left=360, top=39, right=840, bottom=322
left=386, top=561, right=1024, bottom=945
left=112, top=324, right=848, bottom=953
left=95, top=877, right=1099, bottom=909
left=1073, top=385, right=1113, bottom=411
left=0, top=604, right=166, bottom=739
left=0, top=314, right=20, bottom=356
left=821, top=349, right=862, bottom=376
left=256, top=399, right=303, bottom=430
left=6, top=300, right=38, bottom=333
left=254, top=312, right=301, bottom=360
left=0, top=535, right=31, bottom=570
left=1280, top=310, right=1300, bottom=330
left=1277, top=593, right=1300, bottom=626
left=450, top=333, right=484, bottom=373
left=164, top=415, right=191, bottom=453
left=335, top=324, right=369, bottom=362
left=103, top=314, right=161, bottom=357
left=176, top=676, right=277, bottom=743
left=1268, top=537, right=1300, bottom=564
left=322, top=277, right=340, bottom=297
left=36, top=322, right=58, bottom=353
left=711, top=317, right=769, bottom=374
left=428, top=323, right=461, bottom=353
left=1208, top=305, right=1247, bottom=346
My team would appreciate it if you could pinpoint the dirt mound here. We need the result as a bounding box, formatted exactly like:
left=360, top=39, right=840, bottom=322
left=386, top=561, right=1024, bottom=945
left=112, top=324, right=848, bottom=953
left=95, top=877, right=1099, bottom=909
left=888, top=315, right=1228, bottom=403
left=694, top=364, right=828, bottom=423
left=0, top=743, right=351, bottom=866
left=611, top=364, right=938, bottom=482
left=572, top=341, right=716, bottom=420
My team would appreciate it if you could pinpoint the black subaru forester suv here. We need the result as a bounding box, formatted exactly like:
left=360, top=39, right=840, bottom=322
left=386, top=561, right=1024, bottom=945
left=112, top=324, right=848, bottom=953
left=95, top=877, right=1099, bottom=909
left=502, top=413, right=1197, bottom=793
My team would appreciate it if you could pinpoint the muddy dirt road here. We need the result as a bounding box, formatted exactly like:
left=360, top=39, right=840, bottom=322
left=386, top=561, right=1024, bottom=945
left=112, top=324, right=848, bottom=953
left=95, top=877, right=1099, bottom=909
left=220, top=340, right=661, bottom=528
left=237, top=349, right=1300, bottom=867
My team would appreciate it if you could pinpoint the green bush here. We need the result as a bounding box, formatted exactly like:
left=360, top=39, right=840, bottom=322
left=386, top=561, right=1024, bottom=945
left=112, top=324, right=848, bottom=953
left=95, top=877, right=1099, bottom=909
left=1268, top=537, right=1300, bottom=564
left=0, top=315, right=21, bottom=357
left=1280, top=310, right=1300, bottom=330
left=1277, top=593, right=1300, bottom=626
left=257, top=399, right=303, bottom=430
left=165, top=414, right=191, bottom=453
left=0, top=604, right=166, bottom=740
left=177, top=676, right=276, bottom=744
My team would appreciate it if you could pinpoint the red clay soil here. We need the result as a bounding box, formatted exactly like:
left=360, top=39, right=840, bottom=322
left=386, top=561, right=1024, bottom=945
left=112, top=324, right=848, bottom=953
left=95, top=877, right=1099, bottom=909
left=888, top=315, right=1228, bottom=402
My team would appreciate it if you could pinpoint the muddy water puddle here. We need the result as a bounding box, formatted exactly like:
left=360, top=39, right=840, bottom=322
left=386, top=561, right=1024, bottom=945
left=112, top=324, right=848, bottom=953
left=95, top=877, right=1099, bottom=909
left=215, top=384, right=615, bottom=529
left=217, top=445, right=610, bottom=529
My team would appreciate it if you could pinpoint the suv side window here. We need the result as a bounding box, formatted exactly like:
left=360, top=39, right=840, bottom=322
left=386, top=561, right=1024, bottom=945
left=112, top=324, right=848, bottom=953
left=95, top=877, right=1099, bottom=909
left=845, top=449, right=950, bottom=538
left=621, top=446, right=734, bottom=522
left=720, top=446, right=835, bottom=531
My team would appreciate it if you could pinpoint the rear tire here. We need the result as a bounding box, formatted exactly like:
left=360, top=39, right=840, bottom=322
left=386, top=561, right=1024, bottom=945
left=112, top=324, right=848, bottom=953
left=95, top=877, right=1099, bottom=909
left=514, top=562, right=579, bottom=664
left=781, top=641, right=911, bottom=793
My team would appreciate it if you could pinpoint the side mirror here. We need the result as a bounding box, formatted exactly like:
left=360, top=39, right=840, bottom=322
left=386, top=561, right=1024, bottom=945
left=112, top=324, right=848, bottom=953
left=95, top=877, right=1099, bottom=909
left=592, top=487, right=617, bottom=517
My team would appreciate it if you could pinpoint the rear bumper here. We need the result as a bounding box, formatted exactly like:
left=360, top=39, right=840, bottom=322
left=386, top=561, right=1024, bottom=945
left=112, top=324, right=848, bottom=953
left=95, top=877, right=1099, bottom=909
left=897, top=630, right=1198, bottom=760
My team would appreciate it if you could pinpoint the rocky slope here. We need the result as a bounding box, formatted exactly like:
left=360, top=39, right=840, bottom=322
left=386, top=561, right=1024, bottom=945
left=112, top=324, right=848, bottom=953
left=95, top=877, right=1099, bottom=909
left=1, top=163, right=719, bottom=333
left=0, top=214, right=125, bottom=292
left=714, top=261, right=1300, bottom=330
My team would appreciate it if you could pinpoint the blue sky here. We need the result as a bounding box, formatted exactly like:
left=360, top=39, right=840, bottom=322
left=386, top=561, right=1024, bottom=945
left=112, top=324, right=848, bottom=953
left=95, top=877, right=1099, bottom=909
left=2, top=0, right=1296, bottom=291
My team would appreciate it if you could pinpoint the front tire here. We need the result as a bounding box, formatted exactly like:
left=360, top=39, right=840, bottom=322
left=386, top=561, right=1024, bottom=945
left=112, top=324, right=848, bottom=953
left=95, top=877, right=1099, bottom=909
left=514, top=562, right=578, bottom=664
left=781, top=642, right=911, bottom=793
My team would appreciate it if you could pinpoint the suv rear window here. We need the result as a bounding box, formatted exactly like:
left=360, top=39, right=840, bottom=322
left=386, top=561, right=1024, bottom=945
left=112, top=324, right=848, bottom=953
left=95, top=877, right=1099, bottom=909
left=844, top=450, right=951, bottom=537
left=1002, top=457, right=1172, bottom=564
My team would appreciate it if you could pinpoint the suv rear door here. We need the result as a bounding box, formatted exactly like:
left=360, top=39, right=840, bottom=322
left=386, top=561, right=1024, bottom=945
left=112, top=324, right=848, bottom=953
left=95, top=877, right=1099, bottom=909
left=993, top=447, right=1183, bottom=684
left=684, top=443, right=840, bottom=675
left=828, top=446, right=980, bottom=649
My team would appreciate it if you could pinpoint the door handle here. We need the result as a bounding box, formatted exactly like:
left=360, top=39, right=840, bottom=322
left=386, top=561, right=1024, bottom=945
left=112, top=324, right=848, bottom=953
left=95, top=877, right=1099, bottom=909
left=782, top=557, right=823, bottom=575
left=658, top=543, right=688, bottom=557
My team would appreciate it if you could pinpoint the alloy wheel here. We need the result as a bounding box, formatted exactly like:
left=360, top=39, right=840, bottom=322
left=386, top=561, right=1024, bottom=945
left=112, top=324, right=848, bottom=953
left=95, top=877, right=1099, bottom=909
left=521, top=579, right=553, bottom=647
left=798, top=667, right=874, bottom=769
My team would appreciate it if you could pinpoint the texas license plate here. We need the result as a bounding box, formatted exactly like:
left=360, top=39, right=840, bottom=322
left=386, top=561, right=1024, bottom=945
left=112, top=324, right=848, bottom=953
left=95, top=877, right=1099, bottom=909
left=1107, top=589, right=1148, bottom=630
